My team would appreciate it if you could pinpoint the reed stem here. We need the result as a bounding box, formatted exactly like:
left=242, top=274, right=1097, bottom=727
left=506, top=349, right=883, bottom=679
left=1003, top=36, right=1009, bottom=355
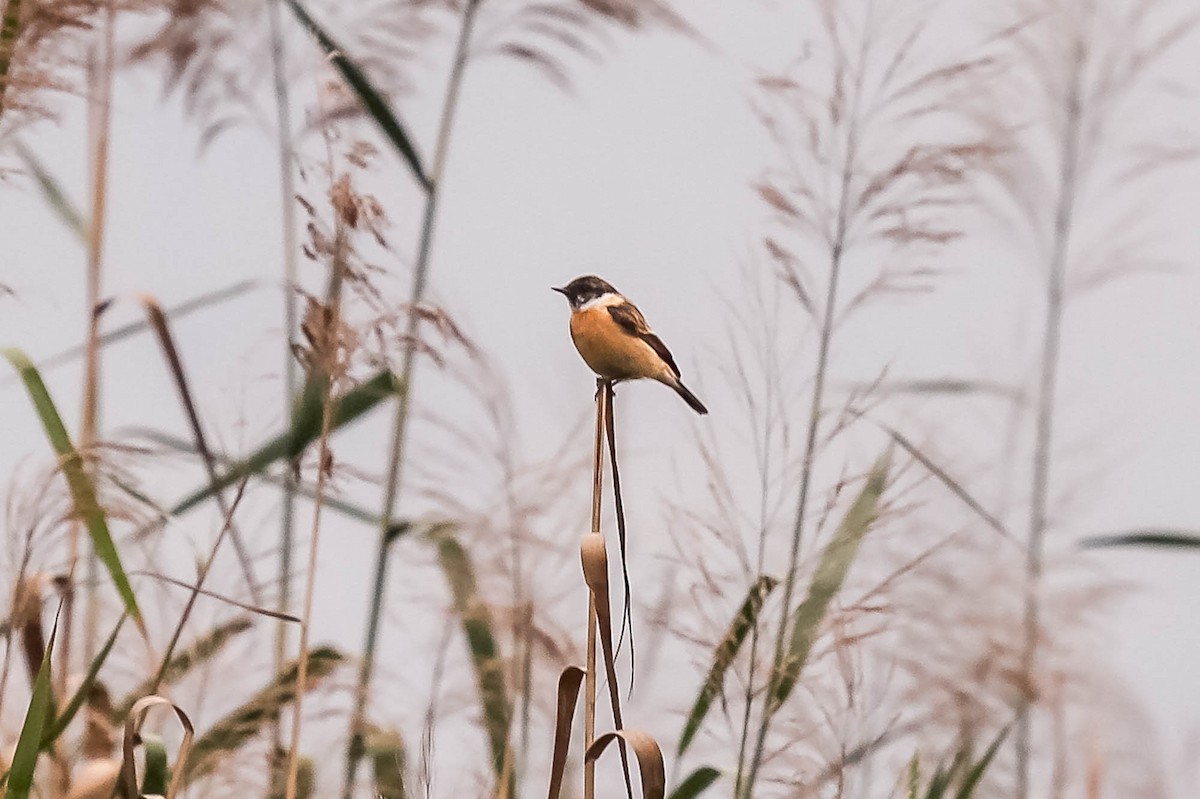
left=742, top=12, right=870, bottom=793
left=342, top=4, right=481, bottom=795
left=584, top=379, right=607, bottom=799
left=1015, top=6, right=1089, bottom=795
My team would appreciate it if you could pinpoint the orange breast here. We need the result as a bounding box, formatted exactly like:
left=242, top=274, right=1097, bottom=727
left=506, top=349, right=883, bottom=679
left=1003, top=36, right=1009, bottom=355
left=569, top=307, right=670, bottom=381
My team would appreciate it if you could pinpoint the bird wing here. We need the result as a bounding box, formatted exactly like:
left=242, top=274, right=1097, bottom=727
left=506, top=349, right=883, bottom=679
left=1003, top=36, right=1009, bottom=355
left=607, top=302, right=681, bottom=378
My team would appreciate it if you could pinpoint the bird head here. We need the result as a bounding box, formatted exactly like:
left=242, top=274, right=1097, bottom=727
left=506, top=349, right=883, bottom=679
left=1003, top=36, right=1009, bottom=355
left=551, top=275, right=618, bottom=310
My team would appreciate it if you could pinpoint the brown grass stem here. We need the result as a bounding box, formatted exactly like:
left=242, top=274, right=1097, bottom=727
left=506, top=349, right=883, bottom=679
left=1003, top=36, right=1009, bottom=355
left=283, top=343, right=338, bottom=799
left=67, top=10, right=117, bottom=749
left=584, top=379, right=607, bottom=799
left=1015, top=5, right=1089, bottom=796
left=343, top=3, right=481, bottom=794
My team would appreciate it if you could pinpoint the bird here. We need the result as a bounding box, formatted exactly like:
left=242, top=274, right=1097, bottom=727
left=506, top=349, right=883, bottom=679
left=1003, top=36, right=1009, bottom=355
left=552, top=275, right=708, bottom=415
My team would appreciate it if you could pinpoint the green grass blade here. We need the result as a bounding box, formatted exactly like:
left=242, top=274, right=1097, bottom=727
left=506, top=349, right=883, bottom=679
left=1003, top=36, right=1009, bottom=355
left=133, top=428, right=412, bottom=538
left=270, top=756, right=314, bottom=799
left=953, top=726, right=1010, bottom=799
left=141, top=734, right=170, bottom=796
left=368, top=728, right=408, bottom=799
left=283, top=0, right=430, bottom=191
left=0, top=0, right=23, bottom=118
left=170, top=370, right=402, bottom=517
left=2, top=348, right=143, bottom=627
left=7, top=608, right=57, bottom=799
left=14, top=140, right=89, bottom=242
left=42, top=613, right=126, bottom=747
left=771, top=451, right=890, bottom=713
left=906, top=753, right=920, bottom=799
left=115, top=617, right=253, bottom=720
left=431, top=529, right=511, bottom=788
left=678, top=575, right=777, bottom=755
left=668, top=766, right=720, bottom=799
left=1081, top=530, right=1200, bottom=550
left=182, top=647, right=343, bottom=785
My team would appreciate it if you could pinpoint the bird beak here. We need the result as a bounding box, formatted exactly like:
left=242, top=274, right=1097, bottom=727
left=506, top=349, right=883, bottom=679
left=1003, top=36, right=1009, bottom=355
left=551, top=286, right=568, bottom=296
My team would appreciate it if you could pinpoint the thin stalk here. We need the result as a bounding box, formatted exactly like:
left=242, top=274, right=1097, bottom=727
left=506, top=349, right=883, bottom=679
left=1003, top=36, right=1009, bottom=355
left=68, top=5, right=116, bottom=739
left=1015, top=9, right=1089, bottom=797
left=342, top=3, right=482, bottom=794
left=284, top=297, right=342, bottom=799
left=149, top=480, right=250, bottom=694
left=732, top=328, right=782, bottom=793
left=584, top=380, right=606, bottom=799
left=268, top=0, right=301, bottom=766
left=742, top=13, right=871, bottom=795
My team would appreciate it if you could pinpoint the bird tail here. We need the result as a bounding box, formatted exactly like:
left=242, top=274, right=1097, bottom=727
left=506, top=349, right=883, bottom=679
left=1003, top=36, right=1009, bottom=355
left=671, top=379, right=708, bottom=415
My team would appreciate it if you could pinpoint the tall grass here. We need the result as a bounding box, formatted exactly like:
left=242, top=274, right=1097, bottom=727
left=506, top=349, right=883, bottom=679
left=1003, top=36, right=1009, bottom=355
left=0, top=1, right=1194, bottom=798
left=978, top=2, right=1199, bottom=794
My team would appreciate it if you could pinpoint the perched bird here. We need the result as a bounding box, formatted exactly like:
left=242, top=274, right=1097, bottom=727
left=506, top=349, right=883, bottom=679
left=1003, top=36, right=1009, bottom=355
left=552, top=275, right=708, bottom=415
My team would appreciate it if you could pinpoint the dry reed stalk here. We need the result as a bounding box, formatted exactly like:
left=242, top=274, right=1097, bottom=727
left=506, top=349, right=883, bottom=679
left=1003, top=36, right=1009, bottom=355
left=978, top=1, right=1199, bottom=792
left=71, top=1, right=117, bottom=694
left=268, top=0, right=301, bottom=680
left=285, top=127, right=356, bottom=799
left=345, top=3, right=482, bottom=794
left=583, top=379, right=606, bottom=799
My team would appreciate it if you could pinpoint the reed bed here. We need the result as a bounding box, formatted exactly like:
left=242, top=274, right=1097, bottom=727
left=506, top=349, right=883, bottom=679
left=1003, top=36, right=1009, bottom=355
left=0, top=0, right=1196, bottom=798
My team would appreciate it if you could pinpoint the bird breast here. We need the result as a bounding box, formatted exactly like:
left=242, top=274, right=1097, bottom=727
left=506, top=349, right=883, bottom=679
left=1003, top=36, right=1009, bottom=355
left=569, top=306, right=669, bottom=382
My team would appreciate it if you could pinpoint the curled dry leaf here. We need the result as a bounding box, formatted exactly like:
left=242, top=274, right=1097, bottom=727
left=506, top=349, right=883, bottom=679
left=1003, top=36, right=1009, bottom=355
left=585, top=729, right=666, bottom=799
left=121, top=695, right=194, bottom=799
left=546, top=665, right=586, bottom=799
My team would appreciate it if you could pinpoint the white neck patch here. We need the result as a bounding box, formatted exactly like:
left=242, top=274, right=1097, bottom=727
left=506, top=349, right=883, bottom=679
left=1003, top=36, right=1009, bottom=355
left=579, top=292, right=620, bottom=311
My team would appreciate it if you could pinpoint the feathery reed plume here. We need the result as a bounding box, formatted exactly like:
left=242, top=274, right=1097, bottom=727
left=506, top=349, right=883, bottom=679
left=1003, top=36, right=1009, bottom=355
left=735, top=2, right=1004, bottom=795
left=977, top=1, right=1198, bottom=794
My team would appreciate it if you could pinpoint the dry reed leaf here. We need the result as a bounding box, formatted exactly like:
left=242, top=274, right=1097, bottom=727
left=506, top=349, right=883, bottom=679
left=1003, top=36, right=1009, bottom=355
left=120, top=695, right=194, bottom=799
left=584, top=730, right=665, bottom=799
left=579, top=533, right=633, bottom=799
left=545, top=665, right=585, bottom=799
left=11, top=573, right=47, bottom=684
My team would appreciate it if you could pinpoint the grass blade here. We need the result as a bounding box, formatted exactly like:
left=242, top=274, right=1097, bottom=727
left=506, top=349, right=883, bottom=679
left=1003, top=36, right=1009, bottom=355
left=283, top=0, right=430, bottom=191
left=115, top=617, right=253, bottom=720
left=140, top=735, right=169, bottom=796
left=431, top=529, right=512, bottom=789
left=1, top=348, right=143, bottom=629
left=580, top=532, right=634, bottom=799
left=169, top=370, right=402, bottom=517
left=953, top=725, right=1010, bottom=799
left=368, top=728, right=408, bottom=799
left=667, top=766, right=720, bottom=799
left=6, top=608, right=57, bottom=799
left=1081, top=530, right=1200, bottom=550
left=134, top=293, right=261, bottom=601
left=678, top=575, right=777, bottom=755
left=585, top=730, right=666, bottom=799
left=14, top=140, right=89, bottom=242
left=130, top=428, right=412, bottom=539
left=770, top=451, right=890, bottom=713
left=0, top=280, right=260, bottom=385
left=0, top=0, right=23, bottom=119
left=546, top=666, right=585, bottom=799
left=182, top=647, right=343, bottom=785
left=42, top=613, right=126, bottom=747
left=120, top=696, right=194, bottom=799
